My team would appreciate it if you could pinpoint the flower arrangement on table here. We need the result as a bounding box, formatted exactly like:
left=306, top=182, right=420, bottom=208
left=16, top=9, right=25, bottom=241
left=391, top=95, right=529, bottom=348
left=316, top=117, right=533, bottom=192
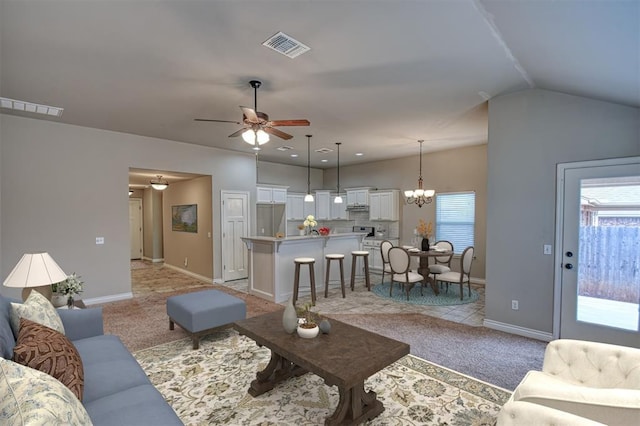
left=303, top=215, right=317, bottom=235
left=318, top=227, right=330, bottom=236
left=52, top=273, right=84, bottom=308
left=415, top=219, right=433, bottom=251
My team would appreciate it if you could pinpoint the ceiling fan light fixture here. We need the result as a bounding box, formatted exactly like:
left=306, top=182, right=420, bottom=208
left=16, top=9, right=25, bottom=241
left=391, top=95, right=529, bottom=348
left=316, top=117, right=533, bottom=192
left=242, top=129, right=269, bottom=145
left=150, top=175, right=169, bottom=191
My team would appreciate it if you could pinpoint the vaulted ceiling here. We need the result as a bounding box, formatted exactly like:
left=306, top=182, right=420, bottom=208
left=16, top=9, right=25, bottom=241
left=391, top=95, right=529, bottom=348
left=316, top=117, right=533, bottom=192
left=1, top=1, right=638, bottom=168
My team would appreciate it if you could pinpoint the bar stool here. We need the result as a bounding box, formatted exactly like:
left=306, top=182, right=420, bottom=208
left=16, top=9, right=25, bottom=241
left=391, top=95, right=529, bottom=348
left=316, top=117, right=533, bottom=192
left=350, top=250, right=371, bottom=291
left=293, top=257, right=316, bottom=306
left=324, top=254, right=346, bottom=298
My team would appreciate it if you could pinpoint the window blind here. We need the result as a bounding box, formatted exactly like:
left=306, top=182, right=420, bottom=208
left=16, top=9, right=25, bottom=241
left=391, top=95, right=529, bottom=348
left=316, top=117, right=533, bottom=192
left=435, top=192, right=475, bottom=254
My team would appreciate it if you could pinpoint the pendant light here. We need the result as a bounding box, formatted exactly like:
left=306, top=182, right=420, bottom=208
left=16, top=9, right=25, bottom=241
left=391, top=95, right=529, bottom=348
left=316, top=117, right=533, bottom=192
left=304, top=134, right=314, bottom=202
left=150, top=175, right=169, bottom=191
left=334, top=142, right=343, bottom=204
left=404, top=140, right=434, bottom=207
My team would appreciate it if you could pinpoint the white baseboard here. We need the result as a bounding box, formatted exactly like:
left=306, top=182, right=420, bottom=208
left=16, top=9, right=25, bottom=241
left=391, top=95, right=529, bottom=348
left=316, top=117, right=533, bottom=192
left=141, top=256, right=164, bottom=263
left=471, top=277, right=485, bottom=286
left=483, top=319, right=553, bottom=342
left=163, top=263, right=213, bottom=284
left=83, top=292, right=133, bottom=306
left=213, top=278, right=224, bottom=284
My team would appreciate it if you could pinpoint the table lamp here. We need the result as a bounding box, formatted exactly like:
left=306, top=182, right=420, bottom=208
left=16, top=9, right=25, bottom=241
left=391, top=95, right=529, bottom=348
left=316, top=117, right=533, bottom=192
left=2, top=252, right=68, bottom=301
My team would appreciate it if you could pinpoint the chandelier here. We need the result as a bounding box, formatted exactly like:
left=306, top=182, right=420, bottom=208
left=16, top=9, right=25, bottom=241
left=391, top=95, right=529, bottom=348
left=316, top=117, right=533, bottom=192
left=404, top=140, right=434, bottom=207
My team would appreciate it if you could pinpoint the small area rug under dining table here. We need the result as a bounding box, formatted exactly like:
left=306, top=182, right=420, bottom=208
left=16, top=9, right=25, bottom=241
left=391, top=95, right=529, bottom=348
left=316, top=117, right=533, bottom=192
left=134, top=329, right=511, bottom=425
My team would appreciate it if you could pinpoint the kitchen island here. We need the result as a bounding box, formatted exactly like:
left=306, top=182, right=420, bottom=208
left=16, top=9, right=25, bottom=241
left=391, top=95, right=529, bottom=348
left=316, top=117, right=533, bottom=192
left=241, top=233, right=367, bottom=303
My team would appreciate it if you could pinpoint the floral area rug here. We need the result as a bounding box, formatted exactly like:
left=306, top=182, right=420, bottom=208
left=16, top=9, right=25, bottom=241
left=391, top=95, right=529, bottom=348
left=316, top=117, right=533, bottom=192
left=373, top=281, right=480, bottom=306
left=134, top=329, right=511, bottom=425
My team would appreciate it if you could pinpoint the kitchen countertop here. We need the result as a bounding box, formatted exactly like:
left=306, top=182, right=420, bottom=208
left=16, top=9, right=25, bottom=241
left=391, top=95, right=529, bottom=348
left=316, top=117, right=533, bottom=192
left=244, top=232, right=368, bottom=242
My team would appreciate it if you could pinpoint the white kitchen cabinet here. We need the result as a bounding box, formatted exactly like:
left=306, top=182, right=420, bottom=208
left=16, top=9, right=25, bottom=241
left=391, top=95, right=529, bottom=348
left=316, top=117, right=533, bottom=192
left=286, top=194, right=305, bottom=220
left=369, top=190, right=399, bottom=221
left=257, top=186, right=287, bottom=204
left=314, top=191, right=331, bottom=220
left=346, top=189, right=369, bottom=206
left=330, top=193, right=348, bottom=220
left=363, top=238, right=399, bottom=272
left=303, top=198, right=316, bottom=218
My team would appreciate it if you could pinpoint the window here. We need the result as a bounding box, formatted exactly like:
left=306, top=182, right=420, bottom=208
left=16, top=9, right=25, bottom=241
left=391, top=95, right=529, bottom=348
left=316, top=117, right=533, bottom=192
left=435, top=192, right=475, bottom=255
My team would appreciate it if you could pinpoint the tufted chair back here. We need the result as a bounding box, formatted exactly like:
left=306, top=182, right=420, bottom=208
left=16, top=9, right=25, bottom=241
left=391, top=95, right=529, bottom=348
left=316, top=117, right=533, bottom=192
left=542, top=339, right=640, bottom=389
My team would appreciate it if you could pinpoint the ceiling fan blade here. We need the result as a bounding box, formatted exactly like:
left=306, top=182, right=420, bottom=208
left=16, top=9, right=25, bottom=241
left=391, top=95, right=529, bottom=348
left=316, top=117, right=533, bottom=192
left=194, top=118, right=241, bottom=124
left=228, top=128, right=247, bottom=138
left=268, top=119, right=310, bottom=127
left=264, top=127, right=293, bottom=140
left=240, top=106, right=259, bottom=123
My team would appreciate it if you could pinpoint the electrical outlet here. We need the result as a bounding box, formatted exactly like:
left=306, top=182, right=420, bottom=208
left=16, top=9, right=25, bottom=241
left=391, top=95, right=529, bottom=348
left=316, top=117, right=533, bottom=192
left=95, top=237, right=104, bottom=245
left=511, top=300, right=519, bottom=310
left=543, top=244, right=552, bottom=255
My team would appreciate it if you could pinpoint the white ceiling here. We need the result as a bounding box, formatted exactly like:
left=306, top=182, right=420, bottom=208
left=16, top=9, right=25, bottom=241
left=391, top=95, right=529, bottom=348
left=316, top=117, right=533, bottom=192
left=1, top=1, right=638, bottom=169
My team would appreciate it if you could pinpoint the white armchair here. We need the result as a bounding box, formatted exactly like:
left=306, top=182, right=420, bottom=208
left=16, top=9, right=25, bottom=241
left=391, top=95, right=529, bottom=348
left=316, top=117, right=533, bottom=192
left=498, top=339, right=640, bottom=426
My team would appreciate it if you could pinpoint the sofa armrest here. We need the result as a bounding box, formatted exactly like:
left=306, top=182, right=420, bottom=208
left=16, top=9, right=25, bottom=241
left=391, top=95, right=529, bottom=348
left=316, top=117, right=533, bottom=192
left=58, top=307, right=104, bottom=340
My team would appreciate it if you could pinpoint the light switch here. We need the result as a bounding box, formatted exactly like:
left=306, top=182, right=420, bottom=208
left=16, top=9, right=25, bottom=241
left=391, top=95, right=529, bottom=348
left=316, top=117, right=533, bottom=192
left=543, top=244, right=552, bottom=255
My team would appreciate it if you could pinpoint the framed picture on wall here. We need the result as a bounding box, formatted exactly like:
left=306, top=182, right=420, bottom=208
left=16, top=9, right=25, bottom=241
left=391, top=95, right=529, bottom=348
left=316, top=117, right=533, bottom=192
left=172, top=204, right=197, bottom=233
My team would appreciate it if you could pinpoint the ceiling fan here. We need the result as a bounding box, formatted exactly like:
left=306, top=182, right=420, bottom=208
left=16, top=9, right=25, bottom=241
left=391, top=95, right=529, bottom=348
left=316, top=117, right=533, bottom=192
left=195, top=80, right=310, bottom=147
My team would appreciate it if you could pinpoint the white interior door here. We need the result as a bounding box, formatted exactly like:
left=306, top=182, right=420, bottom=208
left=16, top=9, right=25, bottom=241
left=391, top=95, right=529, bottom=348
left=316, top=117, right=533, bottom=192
left=556, top=157, right=640, bottom=348
left=221, top=191, right=249, bottom=281
left=129, top=199, right=143, bottom=260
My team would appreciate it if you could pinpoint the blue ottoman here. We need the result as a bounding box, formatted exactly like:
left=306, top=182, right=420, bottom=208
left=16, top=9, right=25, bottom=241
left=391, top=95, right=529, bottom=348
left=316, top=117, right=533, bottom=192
left=166, top=290, right=246, bottom=349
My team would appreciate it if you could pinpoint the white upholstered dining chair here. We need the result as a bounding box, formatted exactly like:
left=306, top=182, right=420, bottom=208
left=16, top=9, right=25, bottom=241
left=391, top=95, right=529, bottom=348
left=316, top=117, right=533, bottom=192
left=388, top=247, right=425, bottom=300
left=428, top=240, right=453, bottom=287
left=379, top=240, right=393, bottom=285
left=436, top=246, right=474, bottom=300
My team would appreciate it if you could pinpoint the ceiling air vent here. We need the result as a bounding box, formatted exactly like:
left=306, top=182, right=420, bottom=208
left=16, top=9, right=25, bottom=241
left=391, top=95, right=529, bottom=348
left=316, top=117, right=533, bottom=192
left=277, top=145, right=294, bottom=151
left=262, top=32, right=310, bottom=59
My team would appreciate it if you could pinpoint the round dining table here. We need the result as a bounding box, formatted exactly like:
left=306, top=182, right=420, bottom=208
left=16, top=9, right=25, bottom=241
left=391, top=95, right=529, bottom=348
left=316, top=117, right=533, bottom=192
left=407, top=249, right=454, bottom=295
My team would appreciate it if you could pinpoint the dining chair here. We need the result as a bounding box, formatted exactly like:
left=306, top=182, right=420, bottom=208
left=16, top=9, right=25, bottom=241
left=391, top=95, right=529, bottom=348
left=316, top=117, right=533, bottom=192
left=428, top=240, right=453, bottom=289
left=388, top=247, right=425, bottom=300
left=436, top=246, right=474, bottom=300
left=379, top=240, right=393, bottom=285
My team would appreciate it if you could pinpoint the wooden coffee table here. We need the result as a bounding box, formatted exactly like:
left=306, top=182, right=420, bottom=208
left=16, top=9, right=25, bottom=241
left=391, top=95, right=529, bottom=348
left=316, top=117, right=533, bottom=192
left=234, top=310, right=409, bottom=426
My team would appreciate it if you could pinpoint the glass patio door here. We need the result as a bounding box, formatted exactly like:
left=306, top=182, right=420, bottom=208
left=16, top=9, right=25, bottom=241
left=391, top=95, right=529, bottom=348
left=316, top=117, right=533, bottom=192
left=558, top=157, right=640, bottom=348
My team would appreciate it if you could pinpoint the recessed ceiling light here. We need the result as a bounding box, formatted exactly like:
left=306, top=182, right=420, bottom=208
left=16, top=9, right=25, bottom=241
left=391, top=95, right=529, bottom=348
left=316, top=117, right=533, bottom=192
left=355, top=152, right=364, bottom=156
left=315, top=148, right=333, bottom=154
left=321, top=159, right=328, bottom=163
left=0, top=96, right=63, bottom=117
left=277, top=145, right=294, bottom=151
left=290, top=154, right=298, bottom=158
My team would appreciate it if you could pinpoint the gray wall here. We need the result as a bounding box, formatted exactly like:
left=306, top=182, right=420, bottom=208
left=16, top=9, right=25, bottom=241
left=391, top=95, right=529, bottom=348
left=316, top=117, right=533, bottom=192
left=0, top=114, right=256, bottom=301
left=485, top=89, right=640, bottom=338
left=257, top=160, right=323, bottom=193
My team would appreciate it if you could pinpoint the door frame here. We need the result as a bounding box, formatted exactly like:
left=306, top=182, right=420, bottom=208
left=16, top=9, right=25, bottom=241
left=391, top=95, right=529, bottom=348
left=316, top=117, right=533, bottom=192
left=553, top=156, right=640, bottom=339
left=220, top=190, right=250, bottom=282
left=129, top=198, right=143, bottom=260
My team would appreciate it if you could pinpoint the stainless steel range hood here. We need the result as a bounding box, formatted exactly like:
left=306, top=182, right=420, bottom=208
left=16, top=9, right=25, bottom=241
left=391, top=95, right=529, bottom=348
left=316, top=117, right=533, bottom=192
left=346, top=204, right=369, bottom=211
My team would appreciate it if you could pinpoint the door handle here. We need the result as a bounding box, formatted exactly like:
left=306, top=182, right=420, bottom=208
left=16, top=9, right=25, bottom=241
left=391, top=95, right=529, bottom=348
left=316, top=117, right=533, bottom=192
left=564, top=263, right=573, bottom=270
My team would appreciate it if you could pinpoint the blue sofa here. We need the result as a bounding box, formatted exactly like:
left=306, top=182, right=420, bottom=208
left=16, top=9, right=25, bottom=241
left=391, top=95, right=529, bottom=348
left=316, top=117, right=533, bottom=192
left=0, top=295, right=183, bottom=425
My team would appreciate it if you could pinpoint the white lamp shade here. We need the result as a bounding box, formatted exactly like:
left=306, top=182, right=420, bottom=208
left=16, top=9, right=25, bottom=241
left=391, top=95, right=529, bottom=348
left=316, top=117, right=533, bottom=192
left=242, top=129, right=255, bottom=144
left=256, top=129, right=269, bottom=144
left=3, top=253, right=67, bottom=288
left=404, top=190, right=414, bottom=197
left=334, top=195, right=343, bottom=204
left=150, top=182, right=168, bottom=190
left=423, top=189, right=435, bottom=197
left=304, top=193, right=314, bottom=202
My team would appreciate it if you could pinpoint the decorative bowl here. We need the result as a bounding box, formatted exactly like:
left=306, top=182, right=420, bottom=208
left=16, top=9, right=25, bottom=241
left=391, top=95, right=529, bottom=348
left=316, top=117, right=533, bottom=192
left=297, top=324, right=319, bottom=339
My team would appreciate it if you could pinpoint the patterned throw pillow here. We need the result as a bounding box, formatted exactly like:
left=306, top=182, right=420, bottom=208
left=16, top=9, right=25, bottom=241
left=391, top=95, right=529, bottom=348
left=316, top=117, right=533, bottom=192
left=12, top=318, right=84, bottom=401
left=0, top=358, right=93, bottom=425
left=9, top=289, right=65, bottom=337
